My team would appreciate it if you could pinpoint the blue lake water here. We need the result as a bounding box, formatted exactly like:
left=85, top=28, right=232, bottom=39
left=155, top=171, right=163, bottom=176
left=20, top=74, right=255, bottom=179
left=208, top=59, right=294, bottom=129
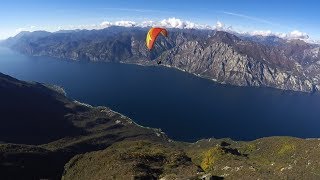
left=1, top=47, right=320, bottom=142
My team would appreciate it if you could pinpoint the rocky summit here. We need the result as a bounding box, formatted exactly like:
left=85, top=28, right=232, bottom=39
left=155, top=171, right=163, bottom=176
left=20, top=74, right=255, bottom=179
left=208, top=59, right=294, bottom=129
left=4, top=27, right=320, bottom=93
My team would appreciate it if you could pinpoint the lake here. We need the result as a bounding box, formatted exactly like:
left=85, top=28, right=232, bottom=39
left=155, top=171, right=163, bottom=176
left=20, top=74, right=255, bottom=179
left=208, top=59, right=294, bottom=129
left=1, top=47, right=320, bottom=142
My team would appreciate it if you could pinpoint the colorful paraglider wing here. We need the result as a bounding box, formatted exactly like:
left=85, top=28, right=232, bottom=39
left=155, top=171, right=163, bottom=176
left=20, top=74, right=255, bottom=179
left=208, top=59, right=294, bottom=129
left=146, top=27, right=168, bottom=50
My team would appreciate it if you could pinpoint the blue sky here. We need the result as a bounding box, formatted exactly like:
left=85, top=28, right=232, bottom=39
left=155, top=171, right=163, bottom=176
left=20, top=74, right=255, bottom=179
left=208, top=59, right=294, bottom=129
left=0, top=0, right=319, bottom=41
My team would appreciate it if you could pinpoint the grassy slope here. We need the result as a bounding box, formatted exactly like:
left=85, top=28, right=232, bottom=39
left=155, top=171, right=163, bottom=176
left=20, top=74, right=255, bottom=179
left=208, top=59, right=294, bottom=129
left=184, top=137, right=320, bottom=179
left=62, top=140, right=201, bottom=180
left=62, top=137, right=320, bottom=180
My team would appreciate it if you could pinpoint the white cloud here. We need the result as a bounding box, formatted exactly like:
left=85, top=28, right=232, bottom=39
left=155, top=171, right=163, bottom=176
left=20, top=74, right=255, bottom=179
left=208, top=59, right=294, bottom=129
left=158, top=17, right=211, bottom=29
left=100, top=21, right=112, bottom=28
left=250, top=30, right=273, bottom=36
left=242, top=29, right=309, bottom=41
left=160, top=18, right=187, bottom=28
left=213, top=21, right=234, bottom=33
left=111, top=18, right=211, bottom=29
left=77, top=24, right=99, bottom=30
left=62, top=19, right=313, bottom=42
left=140, top=20, right=155, bottom=27
left=8, top=18, right=316, bottom=43
left=215, top=21, right=224, bottom=30
left=114, top=20, right=136, bottom=27
left=277, top=33, right=287, bottom=39
left=286, top=30, right=309, bottom=39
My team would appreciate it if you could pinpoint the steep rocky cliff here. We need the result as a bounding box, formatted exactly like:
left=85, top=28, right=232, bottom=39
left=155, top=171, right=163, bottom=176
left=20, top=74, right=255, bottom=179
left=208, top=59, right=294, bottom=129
left=4, top=27, right=320, bottom=92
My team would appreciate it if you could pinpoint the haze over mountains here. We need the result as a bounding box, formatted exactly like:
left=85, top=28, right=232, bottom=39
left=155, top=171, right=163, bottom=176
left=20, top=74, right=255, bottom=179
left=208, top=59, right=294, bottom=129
left=3, top=26, right=320, bottom=93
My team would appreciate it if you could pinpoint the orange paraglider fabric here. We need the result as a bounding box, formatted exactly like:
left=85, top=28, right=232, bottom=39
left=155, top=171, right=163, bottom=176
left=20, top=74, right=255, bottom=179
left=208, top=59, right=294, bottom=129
left=146, top=27, right=168, bottom=50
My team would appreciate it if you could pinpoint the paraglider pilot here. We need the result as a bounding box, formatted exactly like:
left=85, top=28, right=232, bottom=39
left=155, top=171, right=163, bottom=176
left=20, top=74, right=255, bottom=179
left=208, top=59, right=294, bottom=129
left=146, top=27, right=168, bottom=65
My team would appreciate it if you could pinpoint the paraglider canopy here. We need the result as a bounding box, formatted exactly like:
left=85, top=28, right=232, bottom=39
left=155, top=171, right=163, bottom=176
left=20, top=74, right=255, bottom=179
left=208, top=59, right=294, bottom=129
left=146, top=27, right=168, bottom=50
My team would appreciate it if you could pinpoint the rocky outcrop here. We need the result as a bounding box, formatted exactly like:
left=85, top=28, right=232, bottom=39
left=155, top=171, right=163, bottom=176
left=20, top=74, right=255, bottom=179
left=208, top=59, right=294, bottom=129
left=4, top=27, right=320, bottom=92
left=162, top=37, right=316, bottom=92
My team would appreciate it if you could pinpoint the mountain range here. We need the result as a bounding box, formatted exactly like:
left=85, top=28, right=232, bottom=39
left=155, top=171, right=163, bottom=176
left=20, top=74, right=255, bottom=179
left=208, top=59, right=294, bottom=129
left=3, top=26, right=320, bottom=93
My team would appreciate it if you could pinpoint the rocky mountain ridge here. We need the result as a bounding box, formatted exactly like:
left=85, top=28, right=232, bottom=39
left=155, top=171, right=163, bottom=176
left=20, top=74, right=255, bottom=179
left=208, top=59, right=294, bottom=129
left=4, top=27, right=320, bottom=92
